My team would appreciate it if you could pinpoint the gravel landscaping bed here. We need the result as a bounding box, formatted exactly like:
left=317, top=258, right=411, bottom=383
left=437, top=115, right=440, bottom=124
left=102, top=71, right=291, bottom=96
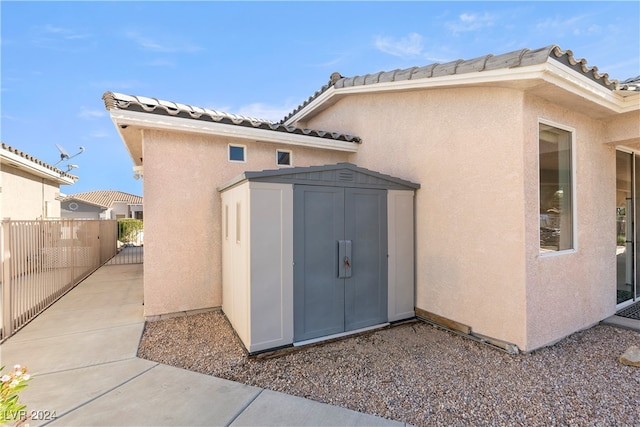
left=138, top=310, right=640, bottom=426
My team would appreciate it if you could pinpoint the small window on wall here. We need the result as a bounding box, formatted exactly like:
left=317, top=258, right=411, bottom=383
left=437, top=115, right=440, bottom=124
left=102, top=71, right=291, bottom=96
left=539, top=122, right=574, bottom=253
left=276, top=149, right=292, bottom=166
left=229, top=144, right=246, bottom=162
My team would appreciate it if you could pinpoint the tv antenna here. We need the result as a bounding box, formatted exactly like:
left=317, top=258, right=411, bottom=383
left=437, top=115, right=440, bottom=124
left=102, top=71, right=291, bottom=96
left=54, top=144, right=85, bottom=166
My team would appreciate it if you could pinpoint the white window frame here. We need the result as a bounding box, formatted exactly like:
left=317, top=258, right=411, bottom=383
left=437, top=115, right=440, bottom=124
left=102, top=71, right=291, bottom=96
left=538, top=118, right=577, bottom=257
left=276, top=149, right=293, bottom=167
left=228, top=144, right=246, bottom=163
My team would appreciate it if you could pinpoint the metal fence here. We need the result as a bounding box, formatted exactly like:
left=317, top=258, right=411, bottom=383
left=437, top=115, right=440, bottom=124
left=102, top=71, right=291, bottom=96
left=106, top=220, right=144, bottom=265
left=106, top=245, right=144, bottom=265
left=0, top=219, right=118, bottom=342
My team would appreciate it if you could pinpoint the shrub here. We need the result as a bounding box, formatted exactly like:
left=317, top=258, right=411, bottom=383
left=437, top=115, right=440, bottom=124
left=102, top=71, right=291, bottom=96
left=117, top=218, right=143, bottom=244
left=1, top=365, right=31, bottom=426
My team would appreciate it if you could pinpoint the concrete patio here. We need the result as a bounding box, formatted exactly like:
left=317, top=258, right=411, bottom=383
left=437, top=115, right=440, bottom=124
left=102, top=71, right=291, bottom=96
left=0, top=263, right=407, bottom=426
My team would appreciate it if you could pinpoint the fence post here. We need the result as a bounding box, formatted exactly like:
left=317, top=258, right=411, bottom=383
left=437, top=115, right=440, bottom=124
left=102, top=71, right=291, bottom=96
left=2, top=219, right=13, bottom=338
left=71, top=219, right=75, bottom=283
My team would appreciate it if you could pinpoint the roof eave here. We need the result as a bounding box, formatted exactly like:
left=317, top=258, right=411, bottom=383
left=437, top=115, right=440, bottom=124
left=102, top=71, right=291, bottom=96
left=110, top=110, right=359, bottom=154
left=543, top=59, right=639, bottom=113
left=284, top=60, right=637, bottom=125
left=63, top=198, right=108, bottom=209
left=110, top=116, right=143, bottom=167
left=1, top=151, right=77, bottom=185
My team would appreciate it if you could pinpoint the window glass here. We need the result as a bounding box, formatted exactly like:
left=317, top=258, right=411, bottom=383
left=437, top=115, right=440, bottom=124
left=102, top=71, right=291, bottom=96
left=229, top=145, right=245, bottom=162
left=539, top=123, right=573, bottom=252
left=277, top=150, right=291, bottom=166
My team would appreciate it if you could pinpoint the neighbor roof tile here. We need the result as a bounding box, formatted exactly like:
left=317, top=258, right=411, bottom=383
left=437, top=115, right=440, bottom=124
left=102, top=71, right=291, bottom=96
left=63, top=190, right=142, bottom=209
left=1, top=142, right=78, bottom=180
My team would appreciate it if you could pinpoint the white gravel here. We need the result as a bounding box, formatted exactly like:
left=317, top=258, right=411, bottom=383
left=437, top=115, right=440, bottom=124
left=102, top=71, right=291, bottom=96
left=137, top=311, right=640, bottom=426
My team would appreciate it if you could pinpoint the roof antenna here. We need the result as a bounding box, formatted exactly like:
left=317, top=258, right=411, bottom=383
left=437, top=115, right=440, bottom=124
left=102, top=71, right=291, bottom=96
left=54, top=144, right=85, bottom=166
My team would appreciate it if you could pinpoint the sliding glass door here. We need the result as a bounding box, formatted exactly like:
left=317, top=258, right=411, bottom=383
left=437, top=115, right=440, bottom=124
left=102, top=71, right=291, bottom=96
left=616, top=150, right=640, bottom=306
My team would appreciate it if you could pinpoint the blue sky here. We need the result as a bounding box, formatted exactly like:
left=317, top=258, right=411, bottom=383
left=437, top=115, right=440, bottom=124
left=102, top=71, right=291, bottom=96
left=2, top=1, right=638, bottom=197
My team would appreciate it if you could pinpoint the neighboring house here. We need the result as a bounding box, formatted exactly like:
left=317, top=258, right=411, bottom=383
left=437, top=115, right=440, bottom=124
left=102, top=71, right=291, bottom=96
left=61, top=190, right=143, bottom=220
left=0, top=142, right=77, bottom=220
left=103, top=45, right=640, bottom=354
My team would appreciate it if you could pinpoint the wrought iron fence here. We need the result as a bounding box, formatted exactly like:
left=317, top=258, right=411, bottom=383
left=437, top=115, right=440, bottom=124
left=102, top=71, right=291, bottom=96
left=106, top=220, right=144, bottom=265
left=0, top=219, right=118, bottom=342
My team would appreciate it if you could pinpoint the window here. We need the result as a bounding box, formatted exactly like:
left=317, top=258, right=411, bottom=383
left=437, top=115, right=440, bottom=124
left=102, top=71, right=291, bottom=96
left=229, top=144, right=246, bottom=162
left=539, top=122, right=574, bottom=253
left=276, top=149, right=292, bottom=166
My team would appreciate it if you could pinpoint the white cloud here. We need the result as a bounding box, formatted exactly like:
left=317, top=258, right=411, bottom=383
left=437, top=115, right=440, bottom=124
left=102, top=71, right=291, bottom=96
left=41, top=24, right=90, bottom=40
left=534, top=14, right=594, bottom=37
left=446, top=12, right=497, bottom=33
left=236, top=102, right=296, bottom=122
left=374, top=33, right=424, bottom=58
left=89, top=129, right=110, bottom=138
left=124, top=31, right=203, bottom=54
left=146, top=58, right=176, bottom=67
left=78, top=107, right=105, bottom=120
left=0, top=113, right=22, bottom=122
left=92, top=80, right=141, bottom=91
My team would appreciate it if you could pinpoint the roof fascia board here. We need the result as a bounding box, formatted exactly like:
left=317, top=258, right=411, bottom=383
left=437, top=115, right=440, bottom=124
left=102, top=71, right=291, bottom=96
left=285, top=61, right=636, bottom=124
left=543, top=60, right=639, bottom=114
left=110, top=110, right=358, bottom=153
left=1, top=151, right=75, bottom=185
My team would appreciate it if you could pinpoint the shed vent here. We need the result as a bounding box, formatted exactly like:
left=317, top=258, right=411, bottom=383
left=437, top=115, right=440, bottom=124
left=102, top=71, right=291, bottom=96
left=338, top=171, right=354, bottom=182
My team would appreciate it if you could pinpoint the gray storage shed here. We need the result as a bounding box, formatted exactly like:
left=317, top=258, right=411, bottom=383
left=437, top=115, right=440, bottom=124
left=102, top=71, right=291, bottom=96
left=218, top=163, right=420, bottom=354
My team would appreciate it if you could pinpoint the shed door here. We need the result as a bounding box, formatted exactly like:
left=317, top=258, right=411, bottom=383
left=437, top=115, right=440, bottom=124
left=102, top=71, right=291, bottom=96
left=293, top=185, right=388, bottom=342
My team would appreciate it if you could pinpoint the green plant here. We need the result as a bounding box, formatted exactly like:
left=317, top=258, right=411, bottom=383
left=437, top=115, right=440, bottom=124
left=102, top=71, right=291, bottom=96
left=1, top=365, right=31, bottom=426
left=117, top=218, right=143, bottom=244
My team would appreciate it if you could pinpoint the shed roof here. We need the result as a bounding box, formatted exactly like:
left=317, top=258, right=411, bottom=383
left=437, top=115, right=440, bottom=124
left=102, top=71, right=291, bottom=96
left=218, top=162, right=420, bottom=192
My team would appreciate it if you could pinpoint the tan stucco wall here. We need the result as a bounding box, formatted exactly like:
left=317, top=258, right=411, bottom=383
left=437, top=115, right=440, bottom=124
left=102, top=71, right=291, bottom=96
left=0, top=164, right=62, bottom=219
left=303, top=87, right=530, bottom=348
left=523, top=94, right=616, bottom=350
left=604, top=109, right=640, bottom=148
left=301, top=85, right=633, bottom=351
left=141, top=129, right=349, bottom=317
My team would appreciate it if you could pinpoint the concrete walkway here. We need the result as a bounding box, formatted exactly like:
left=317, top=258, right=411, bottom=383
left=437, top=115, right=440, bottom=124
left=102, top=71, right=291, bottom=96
left=0, top=264, right=406, bottom=426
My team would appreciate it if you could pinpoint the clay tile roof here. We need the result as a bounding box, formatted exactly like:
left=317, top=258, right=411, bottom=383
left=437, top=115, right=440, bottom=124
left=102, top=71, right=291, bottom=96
left=63, top=190, right=143, bottom=209
left=102, top=92, right=362, bottom=144
left=1, top=142, right=78, bottom=180
left=281, top=45, right=621, bottom=123
left=618, top=76, right=640, bottom=91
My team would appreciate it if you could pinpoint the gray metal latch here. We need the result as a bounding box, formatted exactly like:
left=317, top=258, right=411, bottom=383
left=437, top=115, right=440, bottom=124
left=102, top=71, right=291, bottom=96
left=338, top=240, right=352, bottom=278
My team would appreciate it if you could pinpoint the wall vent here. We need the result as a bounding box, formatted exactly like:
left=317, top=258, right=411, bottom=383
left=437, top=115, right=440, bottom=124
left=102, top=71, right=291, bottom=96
left=338, top=171, right=354, bottom=182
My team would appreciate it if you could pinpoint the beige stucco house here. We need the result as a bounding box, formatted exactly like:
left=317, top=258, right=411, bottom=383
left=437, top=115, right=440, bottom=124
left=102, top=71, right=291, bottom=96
left=103, top=45, right=640, bottom=353
left=61, top=190, right=143, bottom=220
left=1, top=143, right=77, bottom=220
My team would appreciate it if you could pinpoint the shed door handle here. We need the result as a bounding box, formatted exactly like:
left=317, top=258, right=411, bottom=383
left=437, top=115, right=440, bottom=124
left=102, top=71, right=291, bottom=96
left=338, top=240, right=352, bottom=278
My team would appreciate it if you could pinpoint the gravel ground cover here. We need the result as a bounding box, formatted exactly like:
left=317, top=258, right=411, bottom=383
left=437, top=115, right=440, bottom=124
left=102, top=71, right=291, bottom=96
left=138, top=311, right=640, bottom=426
